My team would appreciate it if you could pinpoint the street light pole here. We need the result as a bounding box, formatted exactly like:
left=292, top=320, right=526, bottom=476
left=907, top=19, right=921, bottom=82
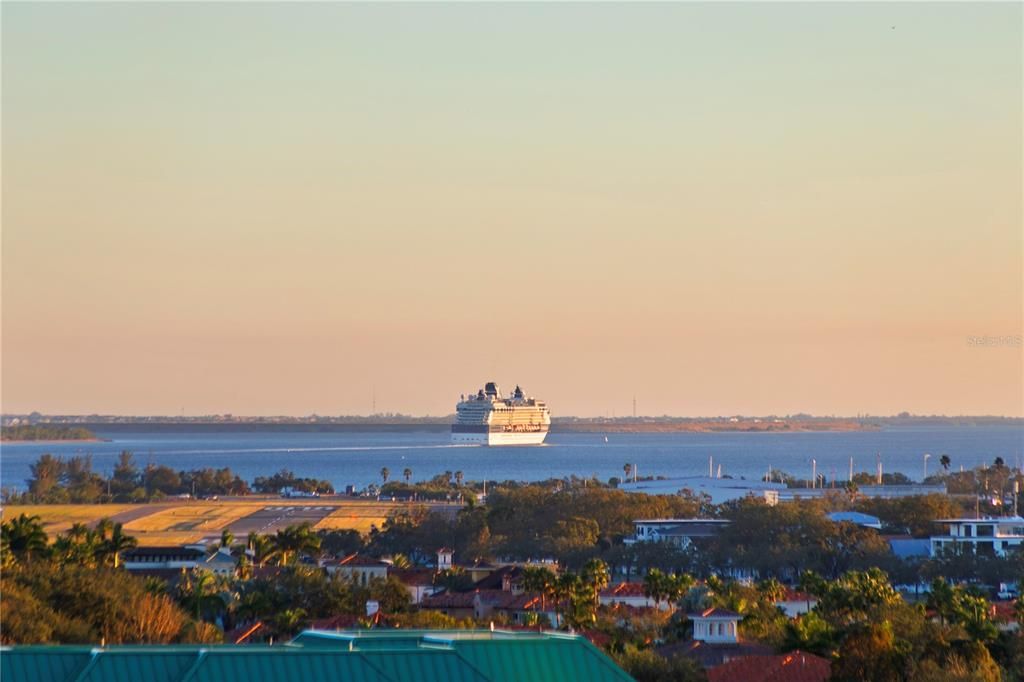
left=811, top=459, right=817, bottom=489
left=923, top=453, right=931, bottom=482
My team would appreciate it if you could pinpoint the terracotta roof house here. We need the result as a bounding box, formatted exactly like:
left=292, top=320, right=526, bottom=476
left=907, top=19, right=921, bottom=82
left=326, top=554, right=390, bottom=586
left=390, top=568, right=441, bottom=604
left=599, top=582, right=662, bottom=610
left=775, top=588, right=818, bottom=617
left=707, top=650, right=831, bottom=682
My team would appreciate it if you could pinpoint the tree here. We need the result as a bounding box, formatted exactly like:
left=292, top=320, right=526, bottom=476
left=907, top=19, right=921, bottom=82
left=521, top=566, right=557, bottom=613
left=455, top=471, right=464, bottom=487
left=272, top=523, right=321, bottom=565
left=2, top=514, right=49, bottom=564
left=177, top=570, right=226, bottom=622
left=940, top=454, right=951, bottom=472
left=624, top=463, right=632, bottom=481
left=100, top=523, right=138, bottom=568
left=380, top=467, right=390, bottom=485
left=403, top=468, right=412, bottom=483
left=581, top=558, right=610, bottom=608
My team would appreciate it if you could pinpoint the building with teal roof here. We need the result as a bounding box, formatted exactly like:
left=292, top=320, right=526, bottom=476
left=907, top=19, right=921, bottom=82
left=0, top=629, right=634, bottom=682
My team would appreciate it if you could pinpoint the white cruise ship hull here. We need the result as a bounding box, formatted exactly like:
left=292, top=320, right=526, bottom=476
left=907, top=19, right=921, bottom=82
left=451, top=431, right=548, bottom=446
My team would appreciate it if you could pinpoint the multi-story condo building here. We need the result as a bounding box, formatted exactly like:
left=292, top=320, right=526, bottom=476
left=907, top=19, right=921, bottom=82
left=930, top=516, right=1024, bottom=558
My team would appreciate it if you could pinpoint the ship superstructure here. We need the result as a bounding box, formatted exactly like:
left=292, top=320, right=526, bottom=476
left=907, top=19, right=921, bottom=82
left=451, top=382, right=551, bottom=446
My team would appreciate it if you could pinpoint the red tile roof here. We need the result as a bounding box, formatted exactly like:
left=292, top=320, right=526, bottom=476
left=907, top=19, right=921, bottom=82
left=779, top=588, right=816, bottom=603
left=693, top=607, right=742, bottom=619
left=707, top=651, right=831, bottom=682
left=421, top=591, right=479, bottom=609
left=390, top=568, right=436, bottom=587
left=601, top=582, right=647, bottom=598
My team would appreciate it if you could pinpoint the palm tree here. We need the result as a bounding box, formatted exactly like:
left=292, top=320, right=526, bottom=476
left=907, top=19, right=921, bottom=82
left=643, top=568, right=668, bottom=609
left=179, top=569, right=226, bottom=622
left=623, top=463, right=632, bottom=481
left=454, top=471, right=464, bottom=487
left=757, top=578, right=786, bottom=604
left=380, top=467, right=390, bottom=484
left=553, top=572, right=581, bottom=629
left=272, top=608, right=307, bottom=638
left=1, top=514, right=49, bottom=564
left=521, top=566, right=557, bottom=614
left=101, top=523, right=138, bottom=568
left=403, top=468, right=412, bottom=483
left=219, top=529, right=234, bottom=550
left=247, top=533, right=278, bottom=568
left=940, top=454, right=951, bottom=472
left=581, top=559, right=610, bottom=608
left=94, top=517, right=114, bottom=541
left=272, top=523, right=321, bottom=566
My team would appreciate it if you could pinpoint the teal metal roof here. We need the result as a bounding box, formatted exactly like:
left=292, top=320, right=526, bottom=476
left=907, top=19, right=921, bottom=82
left=0, top=629, right=634, bottom=682
left=186, top=650, right=385, bottom=682
left=0, top=647, right=92, bottom=682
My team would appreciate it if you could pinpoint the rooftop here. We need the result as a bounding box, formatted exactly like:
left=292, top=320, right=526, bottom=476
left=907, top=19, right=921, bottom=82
left=1, top=629, right=633, bottom=682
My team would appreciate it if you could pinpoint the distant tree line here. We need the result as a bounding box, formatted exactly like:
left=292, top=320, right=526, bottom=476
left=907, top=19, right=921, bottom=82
left=1, top=424, right=96, bottom=441
left=3, top=452, right=338, bottom=503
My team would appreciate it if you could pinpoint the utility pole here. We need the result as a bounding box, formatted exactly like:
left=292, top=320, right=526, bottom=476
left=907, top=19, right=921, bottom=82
left=876, top=452, right=883, bottom=485
left=811, top=459, right=817, bottom=489
left=849, top=456, right=854, bottom=483
left=709, top=455, right=713, bottom=479
left=923, top=453, right=931, bottom=482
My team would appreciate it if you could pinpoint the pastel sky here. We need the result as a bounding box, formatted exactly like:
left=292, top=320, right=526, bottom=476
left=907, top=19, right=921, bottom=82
left=2, top=2, right=1021, bottom=417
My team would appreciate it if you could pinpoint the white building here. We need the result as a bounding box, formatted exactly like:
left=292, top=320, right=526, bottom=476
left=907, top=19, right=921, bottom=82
left=930, top=516, right=1024, bottom=558
left=620, top=477, right=782, bottom=505
left=627, top=519, right=731, bottom=547
left=122, top=546, right=207, bottom=571
left=689, top=608, right=741, bottom=644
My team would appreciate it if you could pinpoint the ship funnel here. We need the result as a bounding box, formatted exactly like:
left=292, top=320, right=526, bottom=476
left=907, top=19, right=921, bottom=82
left=484, top=382, right=500, bottom=398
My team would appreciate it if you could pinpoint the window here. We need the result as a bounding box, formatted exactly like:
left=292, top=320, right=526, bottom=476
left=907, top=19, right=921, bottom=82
left=963, top=526, right=973, bottom=537
left=977, top=525, right=994, bottom=537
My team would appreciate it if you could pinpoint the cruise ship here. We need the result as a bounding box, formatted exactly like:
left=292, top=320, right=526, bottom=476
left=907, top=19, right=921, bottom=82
left=451, top=382, right=551, bottom=446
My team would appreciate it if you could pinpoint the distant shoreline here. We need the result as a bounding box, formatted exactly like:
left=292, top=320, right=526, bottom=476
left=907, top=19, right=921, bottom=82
left=2, top=438, right=105, bottom=444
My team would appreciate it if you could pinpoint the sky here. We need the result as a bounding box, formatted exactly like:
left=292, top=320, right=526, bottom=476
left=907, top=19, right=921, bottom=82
left=2, top=2, right=1021, bottom=417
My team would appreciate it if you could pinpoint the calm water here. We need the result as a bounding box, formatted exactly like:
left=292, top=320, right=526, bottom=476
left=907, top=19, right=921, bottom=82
left=1, top=426, right=1021, bottom=492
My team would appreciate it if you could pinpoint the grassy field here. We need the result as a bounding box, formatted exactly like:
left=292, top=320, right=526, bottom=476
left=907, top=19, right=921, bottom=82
left=313, top=503, right=400, bottom=533
left=124, top=504, right=256, bottom=533
left=2, top=499, right=412, bottom=546
left=3, top=504, right=138, bottom=535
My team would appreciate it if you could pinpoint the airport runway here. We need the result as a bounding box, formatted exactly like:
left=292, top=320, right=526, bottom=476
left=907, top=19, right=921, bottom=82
left=226, top=505, right=338, bottom=536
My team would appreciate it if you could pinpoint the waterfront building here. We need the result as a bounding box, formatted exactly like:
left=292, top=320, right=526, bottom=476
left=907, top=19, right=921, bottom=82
left=930, top=516, right=1024, bottom=557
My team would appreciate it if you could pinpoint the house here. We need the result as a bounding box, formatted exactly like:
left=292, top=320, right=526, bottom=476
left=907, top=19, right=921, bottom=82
left=599, top=582, right=663, bottom=610
left=689, top=607, right=742, bottom=644
left=326, top=554, right=390, bottom=586
left=121, top=546, right=206, bottom=572
left=706, top=650, right=831, bottom=682
left=627, top=519, right=731, bottom=548
left=419, top=590, right=479, bottom=619
left=885, top=535, right=930, bottom=560
left=827, top=511, right=882, bottom=530
left=930, top=516, right=1024, bottom=557
left=774, top=588, right=818, bottom=617
left=437, top=547, right=454, bottom=571
left=390, top=568, right=441, bottom=604
left=203, top=549, right=238, bottom=577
